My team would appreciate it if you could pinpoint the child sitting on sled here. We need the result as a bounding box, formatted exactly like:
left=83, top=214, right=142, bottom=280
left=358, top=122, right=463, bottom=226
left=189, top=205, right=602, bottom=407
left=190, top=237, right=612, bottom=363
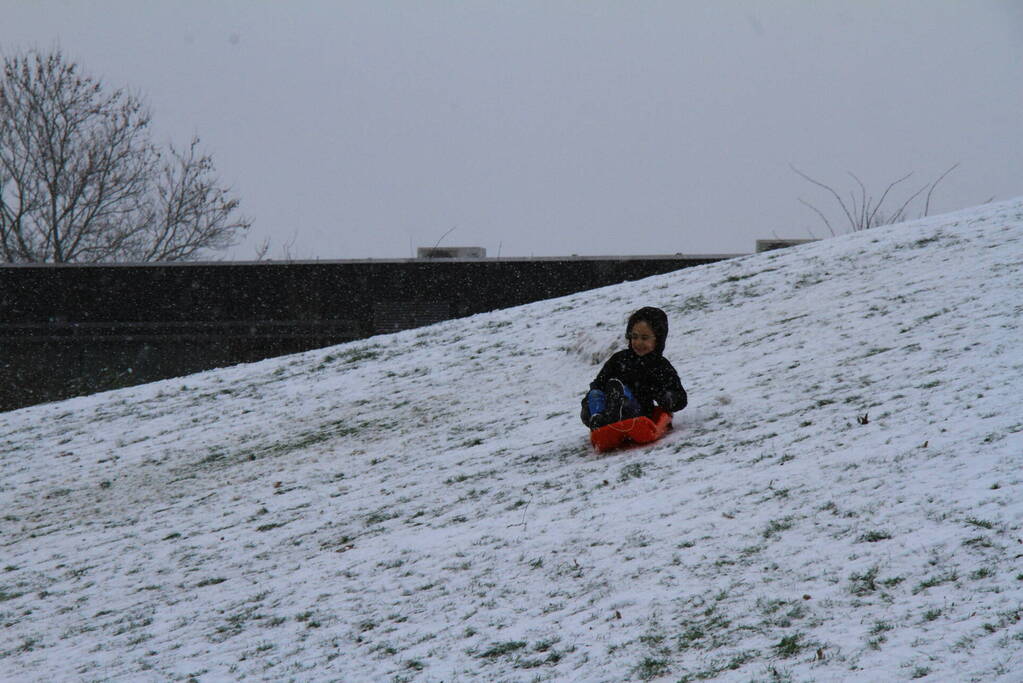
left=580, top=306, right=687, bottom=429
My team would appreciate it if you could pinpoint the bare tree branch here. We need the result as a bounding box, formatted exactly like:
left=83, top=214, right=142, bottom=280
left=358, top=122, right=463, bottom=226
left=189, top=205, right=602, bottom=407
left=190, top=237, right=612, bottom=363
left=888, top=180, right=929, bottom=227
left=923, top=163, right=960, bottom=216
left=0, top=49, right=249, bottom=263
left=793, top=165, right=961, bottom=234
left=862, top=171, right=912, bottom=229
left=791, top=164, right=856, bottom=232
left=797, top=197, right=836, bottom=237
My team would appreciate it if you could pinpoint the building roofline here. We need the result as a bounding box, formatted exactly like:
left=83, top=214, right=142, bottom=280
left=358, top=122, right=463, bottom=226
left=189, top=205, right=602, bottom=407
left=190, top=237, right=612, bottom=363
left=0, top=253, right=746, bottom=268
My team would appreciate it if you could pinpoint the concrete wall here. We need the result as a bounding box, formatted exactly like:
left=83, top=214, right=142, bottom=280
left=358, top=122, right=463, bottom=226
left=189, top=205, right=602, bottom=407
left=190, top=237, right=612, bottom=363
left=1, top=254, right=735, bottom=411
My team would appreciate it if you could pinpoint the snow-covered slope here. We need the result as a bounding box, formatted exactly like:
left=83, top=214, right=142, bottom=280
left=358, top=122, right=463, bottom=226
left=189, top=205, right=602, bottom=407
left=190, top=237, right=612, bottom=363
left=2, top=200, right=1022, bottom=681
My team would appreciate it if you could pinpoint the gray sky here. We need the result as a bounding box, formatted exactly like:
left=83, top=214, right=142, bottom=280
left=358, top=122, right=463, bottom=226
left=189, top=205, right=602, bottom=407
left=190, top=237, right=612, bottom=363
left=3, top=0, right=1022, bottom=259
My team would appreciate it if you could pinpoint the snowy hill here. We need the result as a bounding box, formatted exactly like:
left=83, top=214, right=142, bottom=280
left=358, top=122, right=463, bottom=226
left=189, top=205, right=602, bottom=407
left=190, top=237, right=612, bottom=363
left=2, top=200, right=1022, bottom=681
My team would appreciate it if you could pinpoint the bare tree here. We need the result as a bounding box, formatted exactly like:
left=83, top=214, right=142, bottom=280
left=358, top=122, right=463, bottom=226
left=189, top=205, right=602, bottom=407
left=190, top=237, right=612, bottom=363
left=792, top=163, right=960, bottom=236
left=0, top=49, right=249, bottom=263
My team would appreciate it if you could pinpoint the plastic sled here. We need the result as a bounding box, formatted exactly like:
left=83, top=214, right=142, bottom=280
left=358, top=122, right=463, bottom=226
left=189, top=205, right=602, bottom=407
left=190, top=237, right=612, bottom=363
left=589, top=407, right=673, bottom=453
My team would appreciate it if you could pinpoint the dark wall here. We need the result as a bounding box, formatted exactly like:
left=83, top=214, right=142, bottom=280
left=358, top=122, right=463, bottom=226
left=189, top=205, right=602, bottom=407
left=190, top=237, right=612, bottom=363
left=1, top=255, right=732, bottom=411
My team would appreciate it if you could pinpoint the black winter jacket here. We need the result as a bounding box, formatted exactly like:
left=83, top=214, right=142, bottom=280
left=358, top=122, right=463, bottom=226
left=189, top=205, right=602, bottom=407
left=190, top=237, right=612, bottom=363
left=586, top=348, right=687, bottom=416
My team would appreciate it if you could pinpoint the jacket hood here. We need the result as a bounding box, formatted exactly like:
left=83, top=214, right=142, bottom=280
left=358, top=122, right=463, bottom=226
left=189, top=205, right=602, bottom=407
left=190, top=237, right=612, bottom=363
left=627, top=306, right=669, bottom=356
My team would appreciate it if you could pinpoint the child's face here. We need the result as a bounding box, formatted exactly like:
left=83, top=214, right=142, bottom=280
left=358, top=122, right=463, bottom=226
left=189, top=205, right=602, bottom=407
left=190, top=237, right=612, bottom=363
left=628, top=321, right=657, bottom=356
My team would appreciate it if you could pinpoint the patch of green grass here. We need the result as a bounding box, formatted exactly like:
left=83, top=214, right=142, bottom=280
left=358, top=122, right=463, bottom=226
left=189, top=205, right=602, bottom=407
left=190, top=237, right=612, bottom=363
left=212, top=607, right=263, bottom=643
left=857, top=530, right=893, bottom=543
left=677, top=611, right=732, bottom=651
left=794, top=272, right=825, bottom=289
left=963, top=536, right=994, bottom=549
left=364, top=509, right=401, bottom=526
left=15, top=637, right=38, bottom=653
left=671, top=294, right=709, bottom=313
left=762, top=517, right=794, bottom=540
left=985, top=607, right=1023, bottom=635
left=881, top=576, right=905, bottom=589
left=520, top=637, right=569, bottom=665
left=619, top=462, right=645, bottom=482
left=532, top=638, right=558, bottom=653
left=867, top=621, right=893, bottom=649
left=757, top=598, right=808, bottom=628
left=110, top=614, right=154, bottom=636
left=295, top=611, right=321, bottom=628
left=758, top=598, right=787, bottom=615
left=916, top=310, right=946, bottom=324
left=774, top=633, right=803, bottom=658
left=478, top=640, right=527, bottom=658
left=849, top=566, right=880, bottom=596
left=634, top=656, right=670, bottom=680
left=639, top=632, right=666, bottom=648
left=515, top=650, right=564, bottom=669
left=913, top=571, right=958, bottom=594
left=341, top=347, right=381, bottom=364
left=196, top=577, right=228, bottom=588
left=289, top=421, right=359, bottom=450
left=677, top=650, right=758, bottom=682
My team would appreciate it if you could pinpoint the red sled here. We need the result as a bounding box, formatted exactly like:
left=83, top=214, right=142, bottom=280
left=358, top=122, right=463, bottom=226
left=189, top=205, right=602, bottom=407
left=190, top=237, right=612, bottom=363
left=589, top=408, right=673, bottom=453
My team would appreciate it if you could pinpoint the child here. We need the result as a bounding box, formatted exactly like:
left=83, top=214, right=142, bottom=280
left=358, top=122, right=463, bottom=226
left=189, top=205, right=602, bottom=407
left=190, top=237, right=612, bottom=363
left=580, top=306, right=687, bottom=429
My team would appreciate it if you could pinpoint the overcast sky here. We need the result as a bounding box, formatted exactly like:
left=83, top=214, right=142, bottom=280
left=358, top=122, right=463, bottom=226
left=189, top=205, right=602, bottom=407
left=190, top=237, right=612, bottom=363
left=3, top=1, right=1022, bottom=259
